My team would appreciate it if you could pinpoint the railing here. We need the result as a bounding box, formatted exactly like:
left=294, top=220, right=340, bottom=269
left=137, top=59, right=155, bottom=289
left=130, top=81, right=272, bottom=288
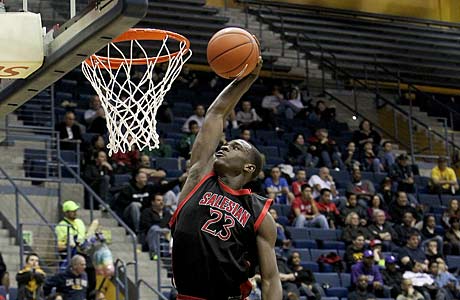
left=137, top=279, right=168, bottom=300
left=58, top=157, right=139, bottom=283
left=244, top=1, right=458, bottom=158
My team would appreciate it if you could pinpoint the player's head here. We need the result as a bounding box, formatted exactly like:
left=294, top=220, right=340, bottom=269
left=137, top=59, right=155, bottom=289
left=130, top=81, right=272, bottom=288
left=214, top=139, right=263, bottom=184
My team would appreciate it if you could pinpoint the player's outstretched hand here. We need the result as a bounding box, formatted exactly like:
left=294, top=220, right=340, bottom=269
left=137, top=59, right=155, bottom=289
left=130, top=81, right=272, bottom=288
left=234, top=56, right=263, bottom=84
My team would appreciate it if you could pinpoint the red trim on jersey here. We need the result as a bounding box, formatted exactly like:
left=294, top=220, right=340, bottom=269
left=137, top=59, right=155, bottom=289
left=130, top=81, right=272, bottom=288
left=169, top=171, right=215, bottom=228
left=254, top=198, right=273, bottom=232
left=177, top=294, right=206, bottom=300
left=218, top=179, right=251, bottom=196
left=240, top=280, right=252, bottom=299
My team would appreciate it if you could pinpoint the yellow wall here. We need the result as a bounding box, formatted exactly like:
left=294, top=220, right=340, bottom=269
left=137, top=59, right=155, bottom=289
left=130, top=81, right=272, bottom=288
left=211, top=0, right=460, bottom=22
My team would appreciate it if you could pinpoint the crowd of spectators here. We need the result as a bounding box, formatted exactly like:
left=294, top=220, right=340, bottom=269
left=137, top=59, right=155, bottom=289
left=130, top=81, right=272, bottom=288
left=45, top=66, right=460, bottom=300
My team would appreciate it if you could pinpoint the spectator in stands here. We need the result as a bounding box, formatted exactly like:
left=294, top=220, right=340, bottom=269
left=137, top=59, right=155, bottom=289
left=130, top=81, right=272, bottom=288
left=379, top=176, right=395, bottom=205
left=390, top=191, right=421, bottom=224
left=55, top=111, right=82, bottom=151
left=0, top=0, right=5, bottom=12
left=83, top=95, right=101, bottom=127
left=352, top=120, right=381, bottom=153
left=396, top=278, right=424, bottom=300
left=420, top=215, right=443, bottom=249
left=360, top=141, right=383, bottom=173
left=346, top=168, right=375, bottom=203
left=244, top=169, right=266, bottom=197
left=182, top=104, right=205, bottom=133
left=442, top=199, right=460, bottom=229
left=287, top=251, right=323, bottom=300
left=345, top=233, right=367, bottom=269
left=177, top=65, right=198, bottom=89
left=402, top=261, right=438, bottom=300
left=445, top=217, right=460, bottom=255
left=351, top=250, right=384, bottom=296
left=178, top=120, right=199, bottom=159
left=308, top=100, right=335, bottom=125
left=425, top=239, right=443, bottom=264
left=83, top=135, right=107, bottom=167
left=16, top=253, right=45, bottom=300
left=292, top=184, right=329, bottom=229
left=430, top=156, right=459, bottom=195
left=380, top=141, right=396, bottom=172
left=113, top=169, right=180, bottom=233
left=276, top=253, right=301, bottom=300
left=139, top=194, right=172, bottom=260
left=433, top=259, right=460, bottom=299
left=111, top=137, right=139, bottom=174
left=307, top=128, right=343, bottom=170
left=44, top=255, right=87, bottom=300
left=56, top=201, right=86, bottom=255
left=142, top=135, right=172, bottom=158
left=342, top=141, right=360, bottom=171
left=390, top=154, right=416, bottom=194
left=291, top=169, right=307, bottom=198
left=236, top=100, right=262, bottom=129
left=264, top=166, right=293, bottom=204
left=398, top=233, right=428, bottom=267
left=348, top=274, right=376, bottom=300
left=284, top=87, right=309, bottom=120
left=138, top=154, right=167, bottom=180
left=239, top=129, right=256, bottom=145
left=269, top=208, right=292, bottom=251
left=315, top=188, right=339, bottom=229
left=370, top=239, right=385, bottom=267
left=367, top=195, right=390, bottom=221
left=394, top=212, right=421, bottom=247
left=83, top=150, right=113, bottom=207
left=261, top=85, right=285, bottom=130
left=366, top=209, right=398, bottom=251
left=86, top=107, right=107, bottom=135
left=308, top=167, right=338, bottom=200
left=339, top=193, right=367, bottom=226
left=88, top=290, right=106, bottom=300
left=341, top=212, right=370, bottom=245
left=381, top=255, right=403, bottom=298
left=286, top=133, right=317, bottom=168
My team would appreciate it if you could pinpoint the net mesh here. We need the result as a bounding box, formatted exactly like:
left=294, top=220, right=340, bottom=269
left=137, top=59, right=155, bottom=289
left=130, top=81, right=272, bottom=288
left=81, top=34, right=191, bottom=155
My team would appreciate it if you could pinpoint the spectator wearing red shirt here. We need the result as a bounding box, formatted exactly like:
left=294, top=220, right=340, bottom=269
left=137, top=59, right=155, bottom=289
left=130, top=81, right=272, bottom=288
left=292, top=184, right=329, bottom=229
left=291, top=169, right=307, bottom=197
left=316, top=188, right=339, bottom=229
left=111, top=137, right=140, bottom=174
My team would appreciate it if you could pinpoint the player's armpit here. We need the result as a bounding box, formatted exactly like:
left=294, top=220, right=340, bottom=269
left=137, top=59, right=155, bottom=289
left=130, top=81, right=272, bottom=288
left=256, top=214, right=282, bottom=300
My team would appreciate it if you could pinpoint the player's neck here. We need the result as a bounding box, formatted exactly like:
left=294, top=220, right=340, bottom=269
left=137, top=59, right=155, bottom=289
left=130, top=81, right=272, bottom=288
left=218, top=175, right=245, bottom=190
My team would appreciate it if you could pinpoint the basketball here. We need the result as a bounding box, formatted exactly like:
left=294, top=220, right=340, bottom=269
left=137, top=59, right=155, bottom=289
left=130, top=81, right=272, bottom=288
left=207, top=27, right=260, bottom=79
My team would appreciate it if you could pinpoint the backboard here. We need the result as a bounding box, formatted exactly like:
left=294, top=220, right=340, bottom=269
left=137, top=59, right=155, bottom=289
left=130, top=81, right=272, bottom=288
left=0, top=0, right=148, bottom=117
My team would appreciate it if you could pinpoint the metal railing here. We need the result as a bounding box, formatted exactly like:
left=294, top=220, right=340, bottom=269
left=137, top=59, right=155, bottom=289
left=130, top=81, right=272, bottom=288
left=137, top=279, right=168, bottom=300
left=244, top=1, right=458, bottom=158
left=58, top=157, right=139, bottom=283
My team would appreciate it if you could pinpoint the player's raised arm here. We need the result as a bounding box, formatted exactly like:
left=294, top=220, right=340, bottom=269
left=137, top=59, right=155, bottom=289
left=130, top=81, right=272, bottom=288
left=189, top=58, right=262, bottom=168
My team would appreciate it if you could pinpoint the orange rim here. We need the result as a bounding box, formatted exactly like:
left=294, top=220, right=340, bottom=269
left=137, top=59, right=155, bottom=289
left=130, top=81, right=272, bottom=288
left=84, top=28, right=190, bottom=69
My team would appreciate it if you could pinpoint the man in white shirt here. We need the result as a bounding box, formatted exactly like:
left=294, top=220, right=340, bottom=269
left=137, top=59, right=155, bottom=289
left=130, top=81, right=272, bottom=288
left=307, top=167, right=338, bottom=199
left=182, top=104, right=205, bottom=133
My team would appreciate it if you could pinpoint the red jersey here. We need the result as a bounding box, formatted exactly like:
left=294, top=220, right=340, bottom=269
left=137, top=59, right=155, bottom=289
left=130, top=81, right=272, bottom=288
left=316, top=201, right=339, bottom=215
left=291, top=180, right=306, bottom=197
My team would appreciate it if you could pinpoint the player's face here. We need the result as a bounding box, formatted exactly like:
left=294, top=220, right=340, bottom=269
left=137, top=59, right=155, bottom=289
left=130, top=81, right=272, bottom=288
left=214, top=140, right=253, bottom=176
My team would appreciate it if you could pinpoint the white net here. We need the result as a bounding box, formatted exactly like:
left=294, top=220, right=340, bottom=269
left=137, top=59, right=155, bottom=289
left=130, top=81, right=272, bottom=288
left=81, top=32, right=192, bottom=155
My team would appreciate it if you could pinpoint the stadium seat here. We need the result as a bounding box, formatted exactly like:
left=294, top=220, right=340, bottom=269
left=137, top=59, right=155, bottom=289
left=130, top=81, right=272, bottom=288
left=287, top=227, right=309, bottom=240
left=295, top=249, right=311, bottom=261
left=326, top=287, right=348, bottom=298
left=309, top=228, right=339, bottom=240
left=258, top=145, right=280, bottom=157
left=340, top=273, right=352, bottom=287
left=418, top=194, right=441, bottom=206
left=314, top=272, right=341, bottom=287
left=440, top=194, right=458, bottom=207
left=293, top=239, right=317, bottom=249
left=300, top=261, right=319, bottom=272
left=321, top=240, right=346, bottom=250
left=446, top=255, right=460, bottom=268
left=61, top=150, right=77, bottom=164
left=155, top=158, right=180, bottom=170
left=277, top=216, right=289, bottom=226
left=113, top=174, right=131, bottom=186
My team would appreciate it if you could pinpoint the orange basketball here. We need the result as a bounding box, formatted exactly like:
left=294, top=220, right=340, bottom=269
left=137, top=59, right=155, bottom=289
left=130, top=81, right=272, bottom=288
left=207, top=27, right=260, bottom=79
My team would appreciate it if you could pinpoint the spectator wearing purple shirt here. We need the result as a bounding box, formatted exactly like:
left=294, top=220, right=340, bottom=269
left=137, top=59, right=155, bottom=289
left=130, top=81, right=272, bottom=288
left=351, top=250, right=384, bottom=295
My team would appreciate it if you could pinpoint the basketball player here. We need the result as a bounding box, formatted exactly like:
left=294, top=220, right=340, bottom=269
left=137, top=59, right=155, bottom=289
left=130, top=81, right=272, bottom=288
left=169, top=58, right=282, bottom=300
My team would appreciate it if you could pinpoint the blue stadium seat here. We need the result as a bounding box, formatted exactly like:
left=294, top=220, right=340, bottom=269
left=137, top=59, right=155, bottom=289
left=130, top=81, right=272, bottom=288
left=293, top=239, right=317, bottom=249
left=415, top=176, right=431, bottom=193
left=373, top=173, right=389, bottom=184
left=287, top=227, right=309, bottom=240
left=340, top=273, right=351, bottom=287
left=113, top=174, right=131, bottom=186
left=300, top=261, right=319, bottom=272
left=321, top=240, right=346, bottom=250
left=61, top=150, right=77, bottom=164
left=82, top=132, right=98, bottom=143
left=166, top=169, right=183, bottom=178
left=277, top=216, right=289, bottom=226
left=330, top=170, right=350, bottom=181
left=326, top=287, right=348, bottom=298
left=266, top=156, right=284, bottom=165
left=360, top=171, right=374, bottom=182
left=258, top=145, right=279, bottom=157
left=418, top=194, right=441, bottom=206
left=255, top=130, right=277, bottom=142
left=309, top=228, right=339, bottom=240
left=446, top=255, right=460, bottom=268
left=440, top=195, right=458, bottom=207
left=155, top=158, right=179, bottom=170
left=314, top=272, right=341, bottom=287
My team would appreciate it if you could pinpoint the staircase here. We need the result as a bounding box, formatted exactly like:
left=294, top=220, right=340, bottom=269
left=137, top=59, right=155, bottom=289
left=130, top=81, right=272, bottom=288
left=219, top=7, right=330, bottom=80
left=0, top=116, right=168, bottom=299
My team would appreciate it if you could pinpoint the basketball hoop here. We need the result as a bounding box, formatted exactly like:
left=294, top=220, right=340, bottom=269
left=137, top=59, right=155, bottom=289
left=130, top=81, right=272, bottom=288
left=81, top=28, right=192, bottom=155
